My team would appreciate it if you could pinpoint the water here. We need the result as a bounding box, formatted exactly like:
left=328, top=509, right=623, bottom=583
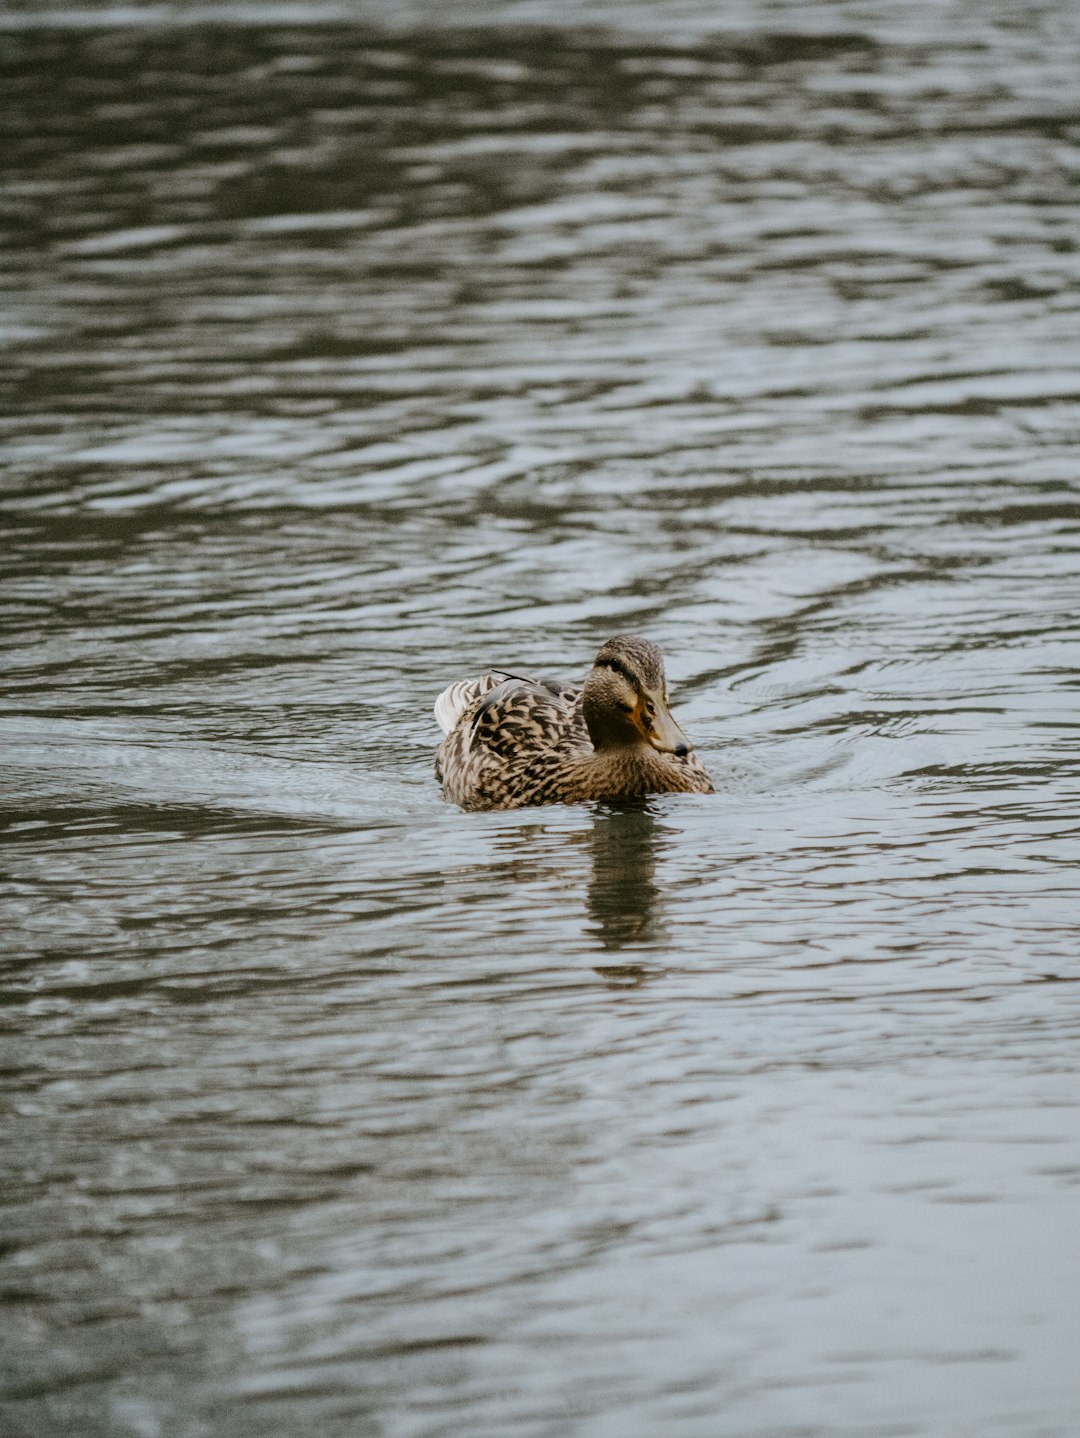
left=2, top=5, right=1080, bottom=1435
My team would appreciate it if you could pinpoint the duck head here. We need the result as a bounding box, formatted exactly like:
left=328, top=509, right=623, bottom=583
left=582, top=635, right=691, bottom=756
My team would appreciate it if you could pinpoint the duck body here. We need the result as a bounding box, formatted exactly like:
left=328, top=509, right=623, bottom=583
left=434, top=636, right=713, bottom=811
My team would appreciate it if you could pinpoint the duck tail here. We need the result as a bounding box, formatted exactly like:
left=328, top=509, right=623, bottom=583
left=433, top=674, right=503, bottom=735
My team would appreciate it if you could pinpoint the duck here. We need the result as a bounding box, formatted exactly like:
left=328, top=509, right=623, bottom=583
left=434, top=635, right=713, bottom=811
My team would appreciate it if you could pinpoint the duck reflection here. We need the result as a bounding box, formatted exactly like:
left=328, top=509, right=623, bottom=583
left=586, top=801, right=667, bottom=956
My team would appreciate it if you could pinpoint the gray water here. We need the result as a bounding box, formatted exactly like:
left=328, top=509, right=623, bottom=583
left=3, top=4, right=1080, bottom=1436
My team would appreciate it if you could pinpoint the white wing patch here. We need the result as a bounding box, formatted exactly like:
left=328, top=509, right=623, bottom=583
left=434, top=675, right=500, bottom=735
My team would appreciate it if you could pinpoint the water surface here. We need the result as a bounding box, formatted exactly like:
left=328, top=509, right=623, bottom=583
left=2, top=5, right=1080, bottom=1435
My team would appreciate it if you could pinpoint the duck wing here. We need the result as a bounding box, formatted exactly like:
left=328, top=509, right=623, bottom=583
left=435, top=672, right=586, bottom=810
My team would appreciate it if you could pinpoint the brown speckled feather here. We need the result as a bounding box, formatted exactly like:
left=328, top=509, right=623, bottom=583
left=436, top=674, right=589, bottom=811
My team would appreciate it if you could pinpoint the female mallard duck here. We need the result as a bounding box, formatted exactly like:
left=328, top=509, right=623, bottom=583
left=434, top=635, right=713, bottom=811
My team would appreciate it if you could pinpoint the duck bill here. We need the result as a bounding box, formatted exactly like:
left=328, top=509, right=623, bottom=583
left=644, top=695, right=691, bottom=754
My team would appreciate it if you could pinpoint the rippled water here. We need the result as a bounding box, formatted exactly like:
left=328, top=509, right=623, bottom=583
left=3, top=5, right=1080, bottom=1435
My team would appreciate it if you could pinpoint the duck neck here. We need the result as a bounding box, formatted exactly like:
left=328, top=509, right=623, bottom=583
left=573, top=741, right=673, bottom=800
